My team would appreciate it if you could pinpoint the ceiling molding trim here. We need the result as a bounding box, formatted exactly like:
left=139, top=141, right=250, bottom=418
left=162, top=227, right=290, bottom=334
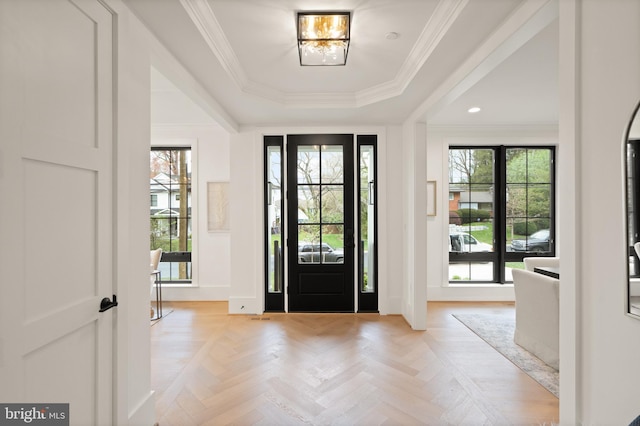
left=427, top=124, right=559, bottom=134
left=180, top=0, right=468, bottom=109
left=283, top=92, right=357, bottom=109
left=355, top=0, right=469, bottom=107
left=406, top=0, right=557, bottom=124
left=179, top=0, right=248, bottom=89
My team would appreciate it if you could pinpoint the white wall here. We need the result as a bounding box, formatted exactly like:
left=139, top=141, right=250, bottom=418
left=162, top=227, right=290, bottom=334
left=425, top=126, right=558, bottom=301
left=570, top=0, right=640, bottom=422
left=381, top=126, right=405, bottom=315
left=106, top=1, right=155, bottom=424
left=401, top=122, right=427, bottom=329
left=228, top=126, right=405, bottom=315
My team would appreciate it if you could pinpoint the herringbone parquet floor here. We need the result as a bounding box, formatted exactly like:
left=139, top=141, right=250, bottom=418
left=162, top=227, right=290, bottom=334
left=151, top=302, right=558, bottom=425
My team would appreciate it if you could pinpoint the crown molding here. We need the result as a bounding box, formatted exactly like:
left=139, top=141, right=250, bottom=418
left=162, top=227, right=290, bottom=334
left=180, top=0, right=468, bottom=109
left=179, top=0, right=248, bottom=89
left=355, top=0, right=468, bottom=107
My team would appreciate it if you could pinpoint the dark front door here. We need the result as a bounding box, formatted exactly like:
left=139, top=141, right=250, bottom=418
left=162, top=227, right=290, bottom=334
left=287, top=134, right=355, bottom=312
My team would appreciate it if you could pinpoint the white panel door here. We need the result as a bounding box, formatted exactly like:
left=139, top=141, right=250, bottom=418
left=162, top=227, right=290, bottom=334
left=0, top=0, right=115, bottom=424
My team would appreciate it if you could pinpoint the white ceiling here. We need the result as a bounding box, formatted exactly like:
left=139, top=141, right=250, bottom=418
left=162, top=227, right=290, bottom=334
left=126, top=0, right=559, bottom=130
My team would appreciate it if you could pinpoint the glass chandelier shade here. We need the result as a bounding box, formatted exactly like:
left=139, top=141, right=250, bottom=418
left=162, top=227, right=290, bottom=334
left=297, top=12, right=350, bottom=66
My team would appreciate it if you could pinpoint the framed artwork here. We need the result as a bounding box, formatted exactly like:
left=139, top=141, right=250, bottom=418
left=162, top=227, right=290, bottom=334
left=427, top=180, right=437, bottom=217
left=207, top=182, right=230, bottom=232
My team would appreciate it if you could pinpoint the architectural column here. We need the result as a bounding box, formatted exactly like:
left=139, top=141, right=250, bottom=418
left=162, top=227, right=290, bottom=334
left=402, top=122, right=428, bottom=330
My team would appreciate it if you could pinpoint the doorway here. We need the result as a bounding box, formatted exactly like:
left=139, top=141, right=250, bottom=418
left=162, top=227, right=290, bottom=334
left=264, top=134, right=378, bottom=312
left=287, top=134, right=355, bottom=312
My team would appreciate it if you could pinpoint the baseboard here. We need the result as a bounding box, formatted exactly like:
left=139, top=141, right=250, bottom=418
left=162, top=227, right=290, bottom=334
left=427, top=284, right=515, bottom=301
left=128, top=390, right=155, bottom=426
left=228, top=297, right=262, bottom=314
left=381, top=296, right=402, bottom=315
left=156, top=285, right=230, bottom=301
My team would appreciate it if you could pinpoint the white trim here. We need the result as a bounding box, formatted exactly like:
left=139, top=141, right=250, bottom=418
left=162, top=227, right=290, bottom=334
left=557, top=0, right=578, bottom=422
left=161, top=285, right=229, bottom=301
left=427, top=285, right=515, bottom=301
left=229, top=297, right=263, bottom=315
left=127, top=391, right=156, bottom=426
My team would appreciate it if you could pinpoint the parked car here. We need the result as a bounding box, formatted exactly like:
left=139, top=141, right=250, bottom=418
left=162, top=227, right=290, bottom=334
left=510, top=229, right=550, bottom=252
left=449, top=232, right=493, bottom=253
left=298, top=242, right=344, bottom=263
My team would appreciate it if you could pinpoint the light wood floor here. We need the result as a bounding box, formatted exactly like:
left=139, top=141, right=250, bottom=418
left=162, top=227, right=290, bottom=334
left=151, top=302, right=558, bottom=425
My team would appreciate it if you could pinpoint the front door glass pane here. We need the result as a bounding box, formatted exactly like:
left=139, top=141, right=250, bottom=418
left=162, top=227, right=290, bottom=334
left=297, top=144, right=345, bottom=264
left=321, top=185, right=344, bottom=223
left=297, top=145, right=320, bottom=183
left=321, top=224, right=344, bottom=264
left=321, top=145, right=344, bottom=183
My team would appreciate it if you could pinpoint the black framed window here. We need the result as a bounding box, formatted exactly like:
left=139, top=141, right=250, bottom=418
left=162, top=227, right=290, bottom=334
left=150, top=147, right=192, bottom=283
left=449, top=146, right=555, bottom=283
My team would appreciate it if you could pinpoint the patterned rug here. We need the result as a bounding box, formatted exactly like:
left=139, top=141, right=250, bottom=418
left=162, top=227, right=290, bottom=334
left=453, top=313, right=559, bottom=398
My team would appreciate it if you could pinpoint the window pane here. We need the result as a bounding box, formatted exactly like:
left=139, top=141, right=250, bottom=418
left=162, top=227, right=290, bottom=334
left=449, top=262, right=494, bottom=281
left=528, top=149, right=551, bottom=183
left=298, top=224, right=320, bottom=264
left=449, top=149, right=471, bottom=184
left=297, top=185, right=320, bottom=223
left=266, top=145, right=283, bottom=293
left=297, top=145, right=320, bottom=184
left=360, top=145, right=376, bottom=293
left=321, top=185, right=344, bottom=223
left=321, top=145, right=343, bottom=183
left=506, top=184, right=527, bottom=217
left=469, top=150, right=494, bottom=184
left=322, top=224, right=344, bottom=264
left=528, top=185, right=551, bottom=216
left=506, top=148, right=527, bottom=183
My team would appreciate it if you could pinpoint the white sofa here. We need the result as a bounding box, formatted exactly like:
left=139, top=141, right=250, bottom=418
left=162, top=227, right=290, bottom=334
left=523, top=256, right=560, bottom=272
left=512, top=268, right=559, bottom=370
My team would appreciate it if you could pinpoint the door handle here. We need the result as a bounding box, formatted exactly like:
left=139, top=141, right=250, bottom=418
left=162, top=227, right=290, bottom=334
left=99, top=295, right=118, bottom=312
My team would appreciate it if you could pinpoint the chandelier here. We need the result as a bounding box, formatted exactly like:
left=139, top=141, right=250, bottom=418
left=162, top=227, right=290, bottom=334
left=297, top=12, right=350, bottom=66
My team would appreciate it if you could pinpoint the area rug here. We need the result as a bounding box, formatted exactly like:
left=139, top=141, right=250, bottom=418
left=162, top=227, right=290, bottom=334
left=453, top=313, right=559, bottom=398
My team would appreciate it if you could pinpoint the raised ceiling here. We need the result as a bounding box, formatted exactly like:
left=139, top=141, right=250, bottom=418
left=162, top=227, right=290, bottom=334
left=126, top=0, right=558, bottom=129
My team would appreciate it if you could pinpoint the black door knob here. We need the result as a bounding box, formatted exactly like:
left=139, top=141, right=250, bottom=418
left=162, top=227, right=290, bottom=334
left=99, top=295, right=118, bottom=312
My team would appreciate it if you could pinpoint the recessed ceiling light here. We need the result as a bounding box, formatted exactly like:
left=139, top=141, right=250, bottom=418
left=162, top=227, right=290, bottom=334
left=468, top=107, right=481, bottom=113
left=385, top=32, right=399, bottom=40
